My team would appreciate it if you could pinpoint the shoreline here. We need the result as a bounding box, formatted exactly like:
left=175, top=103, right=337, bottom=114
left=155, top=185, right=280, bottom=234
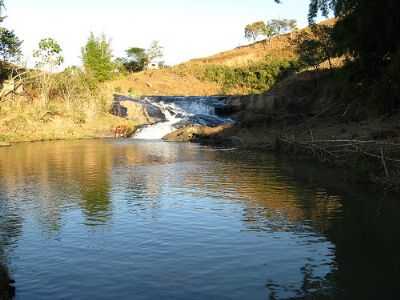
left=2, top=129, right=398, bottom=195
left=193, top=118, right=400, bottom=193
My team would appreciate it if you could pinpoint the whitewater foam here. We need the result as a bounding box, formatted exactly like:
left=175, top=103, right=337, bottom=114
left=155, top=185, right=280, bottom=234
left=132, top=97, right=228, bottom=140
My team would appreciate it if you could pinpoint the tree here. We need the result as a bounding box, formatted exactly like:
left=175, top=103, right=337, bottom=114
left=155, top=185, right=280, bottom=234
left=81, top=33, right=114, bottom=82
left=0, top=27, right=22, bottom=63
left=245, top=19, right=297, bottom=46
left=296, top=32, right=325, bottom=71
left=294, top=24, right=335, bottom=71
left=268, top=19, right=297, bottom=35
left=261, top=23, right=277, bottom=44
left=32, top=38, right=64, bottom=107
left=275, top=0, right=400, bottom=70
left=310, top=24, right=335, bottom=70
left=147, top=41, right=163, bottom=64
left=245, top=21, right=268, bottom=42
left=33, top=38, right=64, bottom=70
left=124, top=47, right=148, bottom=72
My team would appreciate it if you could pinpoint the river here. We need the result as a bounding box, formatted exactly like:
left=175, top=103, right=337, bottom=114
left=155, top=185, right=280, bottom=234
left=0, top=140, right=399, bottom=299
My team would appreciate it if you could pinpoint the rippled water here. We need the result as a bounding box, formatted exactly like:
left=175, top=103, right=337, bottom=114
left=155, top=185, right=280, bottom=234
left=0, top=140, right=399, bottom=299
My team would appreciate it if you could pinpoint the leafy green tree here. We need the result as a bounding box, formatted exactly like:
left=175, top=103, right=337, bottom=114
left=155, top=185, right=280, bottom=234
left=296, top=33, right=325, bottom=71
left=275, top=0, right=400, bottom=70
left=81, top=33, right=114, bottom=82
left=124, top=47, right=148, bottom=72
left=245, top=19, right=297, bottom=46
left=33, top=38, right=64, bottom=70
left=294, top=24, right=335, bottom=71
left=268, top=19, right=297, bottom=35
left=310, top=24, right=335, bottom=69
left=0, top=27, right=22, bottom=63
left=245, top=21, right=268, bottom=42
left=32, top=38, right=64, bottom=106
left=261, top=23, right=277, bottom=44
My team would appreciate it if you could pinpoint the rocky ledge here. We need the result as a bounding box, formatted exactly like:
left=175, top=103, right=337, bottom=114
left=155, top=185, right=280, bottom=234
left=111, top=94, right=166, bottom=125
left=163, top=124, right=239, bottom=145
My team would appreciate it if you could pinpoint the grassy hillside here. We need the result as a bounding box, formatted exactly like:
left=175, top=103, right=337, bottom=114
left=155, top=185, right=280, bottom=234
left=110, top=19, right=337, bottom=96
left=110, top=69, right=221, bottom=97
left=189, top=19, right=336, bottom=67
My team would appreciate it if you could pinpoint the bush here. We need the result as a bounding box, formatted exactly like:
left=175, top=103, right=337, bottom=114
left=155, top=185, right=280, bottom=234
left=182, top=57, right=300, bottom=94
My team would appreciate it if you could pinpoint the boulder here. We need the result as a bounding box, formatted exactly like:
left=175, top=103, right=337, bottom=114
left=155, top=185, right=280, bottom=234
left=163, top=124, right=233, bottom=143
left=112, top=94, right=165, bottom=125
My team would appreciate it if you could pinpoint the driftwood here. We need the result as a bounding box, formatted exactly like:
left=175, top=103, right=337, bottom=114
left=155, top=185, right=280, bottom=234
left=0, top=71, right=42, bottom=103
left=278, top=137, right=400, bottom=190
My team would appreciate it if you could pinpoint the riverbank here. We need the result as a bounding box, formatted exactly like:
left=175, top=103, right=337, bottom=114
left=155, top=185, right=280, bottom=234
left=165, top=70, right=400, bottom=192
left=0, top=75, right=143, bottom=144
left=0, top=110, right=139, bottom=144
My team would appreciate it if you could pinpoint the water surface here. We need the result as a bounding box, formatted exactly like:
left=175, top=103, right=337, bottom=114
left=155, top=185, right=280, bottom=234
left=0, top=140, right=399, bottom=299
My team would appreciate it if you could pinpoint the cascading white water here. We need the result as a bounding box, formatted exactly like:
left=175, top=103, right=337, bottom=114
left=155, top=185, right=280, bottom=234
left=133, top=102, right=186, bottom=140
left=133, top=97, right=228, bottom=140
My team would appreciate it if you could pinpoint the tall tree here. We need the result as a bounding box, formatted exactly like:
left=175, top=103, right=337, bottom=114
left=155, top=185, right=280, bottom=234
left=275, top=0, right=400, bottom=69
left=32, top=38, right=64, bottom=107
left=81, top=33, right=114, bottom=82
left=268, top=19, right=297, bottom=35
left=245, top=21, right=268, bottom=42
left=33, top=38, right=64, bottom=70
left=0, top=27, right=22, bottom=63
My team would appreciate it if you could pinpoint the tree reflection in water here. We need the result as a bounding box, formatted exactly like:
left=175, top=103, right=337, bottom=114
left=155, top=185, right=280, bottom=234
left=0, top=141, right=399, bottom=299
left=0, top=192, right=20, bottom=299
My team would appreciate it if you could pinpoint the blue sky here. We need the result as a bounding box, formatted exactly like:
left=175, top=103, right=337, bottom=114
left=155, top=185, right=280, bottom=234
left=3, top=0, right=312, bottom=67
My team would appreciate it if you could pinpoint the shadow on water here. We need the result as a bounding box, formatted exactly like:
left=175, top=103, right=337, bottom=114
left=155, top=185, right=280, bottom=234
left=0, top=192, right=20, bottom=300
left=0, top=140, right=399, bottom=299
left=0, top=265, right=14, bottom=300
left=275, top=156, right=400, bottom=300
left=181, top=149, right=400, bottom=299
left=242, top=153, right=400, bottom=300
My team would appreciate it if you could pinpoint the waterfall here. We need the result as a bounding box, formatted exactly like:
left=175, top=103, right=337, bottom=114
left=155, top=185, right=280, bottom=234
left=132, top=97, right=229, bottom=140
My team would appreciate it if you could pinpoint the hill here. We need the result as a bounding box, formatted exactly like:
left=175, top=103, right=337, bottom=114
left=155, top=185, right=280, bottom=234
left=109, top=18, right=336, bottom=96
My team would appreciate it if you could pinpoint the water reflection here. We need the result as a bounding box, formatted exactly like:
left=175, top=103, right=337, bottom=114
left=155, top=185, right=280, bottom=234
left=0, top=140, right=399, bottom=299
left=0, top=190, right=20, bottom=300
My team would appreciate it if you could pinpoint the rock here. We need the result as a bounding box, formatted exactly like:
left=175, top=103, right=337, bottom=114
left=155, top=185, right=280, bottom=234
left=163, top=124, right=233, bottom=143
left=112, top=94, right=165, bottom=125
left=186, top=114, right=227, bottom=127
left=121, top=100, right=165, bottom=124
left=142, top=101, right=165, bottom=122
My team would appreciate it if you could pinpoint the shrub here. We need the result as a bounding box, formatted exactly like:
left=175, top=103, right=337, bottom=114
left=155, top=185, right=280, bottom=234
left=182, top=57, right=300, bottom=94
